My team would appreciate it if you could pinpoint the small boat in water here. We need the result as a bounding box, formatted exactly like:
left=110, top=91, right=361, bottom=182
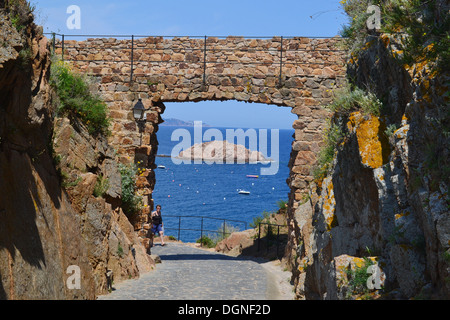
left=157, top=165, right=166, bottom=169
left=246, top=175, right=259, bottom=178
left=238, top=190, right=250, bottom=195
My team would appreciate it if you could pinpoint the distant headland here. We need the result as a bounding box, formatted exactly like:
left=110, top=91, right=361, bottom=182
left=160, top=118, right=211, bottom=127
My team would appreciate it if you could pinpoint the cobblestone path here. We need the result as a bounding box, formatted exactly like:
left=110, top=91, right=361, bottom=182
left=97, top=242, right=293, bottom=300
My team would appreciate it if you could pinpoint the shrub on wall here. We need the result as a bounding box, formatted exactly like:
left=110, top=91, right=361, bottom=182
left=326, top=85, right=383, bottom=117
left=119, top=163, right=143, bottom=220
left=50, top=58, right=111, bottom=136
left=312, top=122, right=345, bottom=181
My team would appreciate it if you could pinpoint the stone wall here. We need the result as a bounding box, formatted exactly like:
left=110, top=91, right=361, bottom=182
left=55, top=36, right=347, bottom=226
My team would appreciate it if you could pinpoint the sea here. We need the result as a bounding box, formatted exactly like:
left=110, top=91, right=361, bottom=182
left=151, top=125, right=294, bottom=243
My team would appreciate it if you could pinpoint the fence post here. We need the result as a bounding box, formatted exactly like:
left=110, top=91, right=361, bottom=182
left=203, top=35, right=207, bottom=88
left=223, top=219, right=226, bottom=239
left=277, top=226, right=280, bottom=258
left=130, top=35, right=134, bottom=83
left=62, top=34, right=65, bottom=61
left=200, top=217, right=204, bottom=247
left=51, top=32, right=55, bottom=54
left=178, top=216, right=181, bottom=241
left=278, top=36, right=283, bottom=88
left=257, top=223, right=261, bottom=252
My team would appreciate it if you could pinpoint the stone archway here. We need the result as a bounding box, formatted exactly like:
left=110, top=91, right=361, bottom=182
left=57, top=35, right=347, bottom=247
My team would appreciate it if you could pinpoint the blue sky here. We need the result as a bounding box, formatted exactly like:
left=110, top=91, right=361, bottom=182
left=33, top=0, right=348, bottom=129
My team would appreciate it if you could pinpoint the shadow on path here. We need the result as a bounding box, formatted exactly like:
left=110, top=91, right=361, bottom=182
left=156, top=253, right=238, bottom=261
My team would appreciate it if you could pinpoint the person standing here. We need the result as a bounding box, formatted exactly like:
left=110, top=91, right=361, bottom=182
left=150, top=204, right=165, bottom=246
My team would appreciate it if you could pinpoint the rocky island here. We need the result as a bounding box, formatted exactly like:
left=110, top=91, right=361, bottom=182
left=177, top=140, right=270, bottom=163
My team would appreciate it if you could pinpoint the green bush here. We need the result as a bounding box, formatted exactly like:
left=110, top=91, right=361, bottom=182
left=313, top=122, right=345, bottom=181
left=250, top=210, right=272, bottom=229
left=276, top=199, right=288, bottom=210
left=196, top=222, right=240, bottom=248
left=119, top=163, right=143, bottom=219
left=214, top=222, right=240, bottom=242
left=196, top=236, right=215, bottom=248
left=50, top=58, right=111, bottom=136
left=345, top=258, right=377, bottom=299
left=384, top=123, right=398, bottom=138
left=93, top=174, right=109, bottom=198
left=326, top=85, right=383, bottom=117
left=117, top=243, right=124, bottom=258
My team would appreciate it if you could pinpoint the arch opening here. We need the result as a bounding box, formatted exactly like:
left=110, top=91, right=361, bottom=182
left=150, top=100, right=297, bottom=244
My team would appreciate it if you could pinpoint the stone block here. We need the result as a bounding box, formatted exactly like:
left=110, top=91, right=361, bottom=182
left=292, top=141, right=311, bottom=152
left=109, top=110, right=127, bottom=120
left=146, top=111, right=159, bottom=123
left=172, top=53, right=184, bottom=61
left=135, top=145, right=152, bottom=156
left=292, top=119, right=307, bottom=130
left=292, top=105, right=312, bottom=116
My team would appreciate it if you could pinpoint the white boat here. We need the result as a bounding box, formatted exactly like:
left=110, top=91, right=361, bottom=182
left=238, top=190, right=250, bottom=195
left=157, top=165, right=166, bottom=169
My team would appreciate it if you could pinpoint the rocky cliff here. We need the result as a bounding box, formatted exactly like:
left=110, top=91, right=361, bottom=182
left=52, top=117, right=155, bottom=294
left=286, top=8, right=449, bottom=299
left=0, top=1, right=153, bottom=299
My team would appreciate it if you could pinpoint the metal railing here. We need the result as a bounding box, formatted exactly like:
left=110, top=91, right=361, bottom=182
left=159, top=214, right=287, bottom=258
left=162, top=215, right=247, bottom=245
left=44, top=32, right=347, bottom=86
left=257, top=222, right=287, bottom=259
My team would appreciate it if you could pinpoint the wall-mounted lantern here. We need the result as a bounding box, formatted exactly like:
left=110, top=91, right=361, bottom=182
left=132, top=98, right=147, bottom=122
left=132, top=98, right=149, bottom=144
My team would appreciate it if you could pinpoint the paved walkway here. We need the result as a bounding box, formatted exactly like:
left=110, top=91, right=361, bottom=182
left=97, top=242, right=294, bottom=300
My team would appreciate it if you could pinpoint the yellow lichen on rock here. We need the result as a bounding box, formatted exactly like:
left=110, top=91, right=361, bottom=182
left=380, top=34, right=390, bottom=48
left=401, top=113, right=409, bottom=125
left=395, top=125, right=409, bottom=139
left=321, top=178, right=337, bottom=231
left=347, top=112, right=388, bottom=169
left=298, top=257, right=310, bottom=273
left=395, top=211, right=410, bottom=220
